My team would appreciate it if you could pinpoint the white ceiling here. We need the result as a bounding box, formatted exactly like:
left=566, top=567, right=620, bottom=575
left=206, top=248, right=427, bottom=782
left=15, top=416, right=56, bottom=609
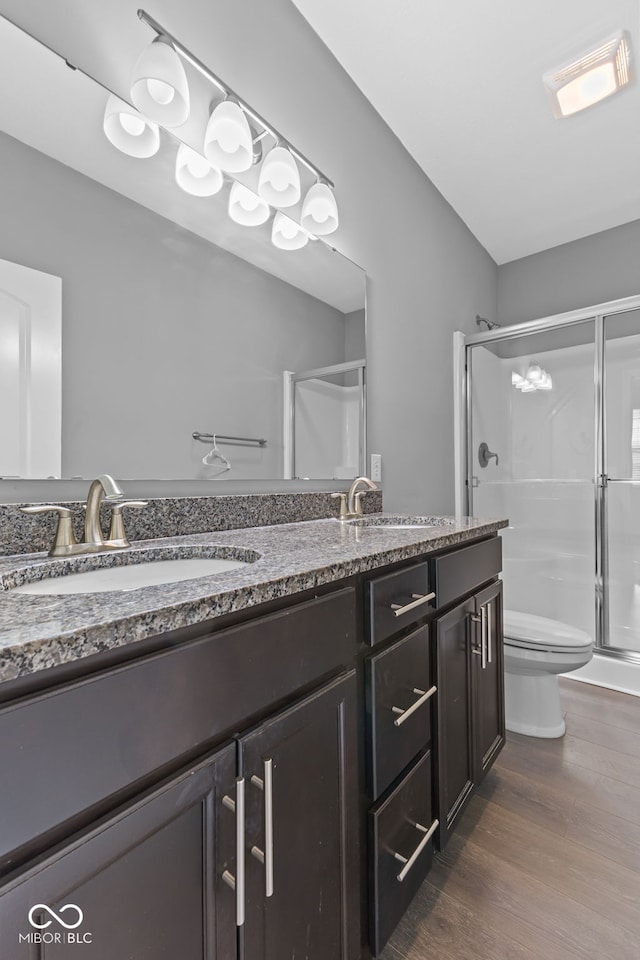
left=291, top=0, right=640, bottom=265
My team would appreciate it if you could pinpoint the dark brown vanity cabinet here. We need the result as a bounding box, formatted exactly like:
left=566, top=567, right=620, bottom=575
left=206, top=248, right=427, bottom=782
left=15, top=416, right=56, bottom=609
left=365, top=534, right=505, bottom=954
left=1, top=672, right=358, bottom=960
left=365, top=566, right=438, bottom=957
left=0, top=590, right=359, bottom=960
left=240, top=671, right=358, bottom=960
left=0, top=531, right=505, bottom=960
left=435, top=578, right=505, bottom=850
left=0, top=744, right=238, bottom=960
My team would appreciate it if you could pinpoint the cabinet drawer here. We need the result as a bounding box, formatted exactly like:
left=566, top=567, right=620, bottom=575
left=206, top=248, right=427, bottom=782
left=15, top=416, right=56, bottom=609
left=0, top=586, right=356, bottom=875
left=367, top=625, right=434, bottom=799
left=369, top=750, right=436, bottom=956
left=367, top=562, right=434, bottom=646
left=431, top=536, right=502, bottom=608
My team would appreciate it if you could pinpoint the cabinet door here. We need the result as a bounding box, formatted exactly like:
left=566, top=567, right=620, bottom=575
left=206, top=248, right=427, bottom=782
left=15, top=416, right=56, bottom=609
left=472, top=580, right=505, bottom=783
left=240, top=671, right=359, bottom=960
left=434, top=597, right=475, bottom=850
left=0, top=744, right=237, bottom=960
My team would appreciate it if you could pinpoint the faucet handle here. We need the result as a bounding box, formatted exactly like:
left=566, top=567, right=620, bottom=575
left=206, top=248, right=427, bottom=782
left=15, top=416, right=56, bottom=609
left=353, top=490, right=370, bottom=516
left=20, top=505, right=78, bottom=556
left=331, top=492, right=349, bottom=520
left=106, top=500, right=149, bottom=548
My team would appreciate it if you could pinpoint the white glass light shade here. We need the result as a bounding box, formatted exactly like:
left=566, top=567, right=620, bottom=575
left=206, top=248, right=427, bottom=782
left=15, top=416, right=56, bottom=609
left=519, top=381, right=537, bottom=393
left=538, top=373, right=553, bottom=390
left=103, top=94, right=160, bottom=158
left=272, top=212, right=308, bottom=250
left=175, top=143, right=223, bottom=196
left=130, top=38, right=190, bottom=127
left=204, top=101, right=253, bottom=173
left=525, top=363, right=544, bottom=383
left=258, top=147, right=300, bottom=208
left=511, top=372, right=525, bottom=387
left=228, top=182, right=270, bottom=226
left=301, top=182, right=339, bottom=235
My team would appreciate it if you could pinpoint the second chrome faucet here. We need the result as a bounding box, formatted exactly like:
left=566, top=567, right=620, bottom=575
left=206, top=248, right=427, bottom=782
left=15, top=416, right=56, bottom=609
left=21, top=474, right=148, bottom=557
left=332, top=476, right=378, bottom=521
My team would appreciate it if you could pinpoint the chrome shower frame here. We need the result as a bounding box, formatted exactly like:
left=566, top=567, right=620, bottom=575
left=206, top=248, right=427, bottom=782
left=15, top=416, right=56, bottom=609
left=455, top=293, right=640, bottom=665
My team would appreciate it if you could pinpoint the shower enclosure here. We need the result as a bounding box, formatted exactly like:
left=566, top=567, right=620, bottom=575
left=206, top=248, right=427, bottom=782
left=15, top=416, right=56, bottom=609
left=455, top=294, right=640, bottom=669
left=283, top=359, right=366, bottom=480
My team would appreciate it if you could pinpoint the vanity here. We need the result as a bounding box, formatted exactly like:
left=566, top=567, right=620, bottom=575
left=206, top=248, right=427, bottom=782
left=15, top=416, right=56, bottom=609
left=0, top=510, right=507, bottom=959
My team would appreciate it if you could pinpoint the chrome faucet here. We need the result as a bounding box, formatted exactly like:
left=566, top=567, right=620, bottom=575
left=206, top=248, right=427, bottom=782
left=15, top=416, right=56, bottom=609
left=84, top=474, right=124, bottom=545
left=332, top=476, right=378, bottom=521
left=20, top=475, right=148, bottom=557
left=347, top=476, right=378, bottom=515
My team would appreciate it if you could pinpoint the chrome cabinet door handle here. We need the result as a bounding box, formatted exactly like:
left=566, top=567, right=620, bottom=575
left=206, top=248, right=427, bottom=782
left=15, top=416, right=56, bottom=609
left=469, top=612, right=482, bottom=656
left=222, top=777, right=246, bottom=926
left=391, top=685, right=437, bottom=726
left=487, top=600, right=493, bottom=664
left=250, top=758, right=274, bottom=898
left=390, top=592, right=436, bottom=617
left=393, top=818, right=439, bottom=882
left=481, top=604, right=488, bottom=669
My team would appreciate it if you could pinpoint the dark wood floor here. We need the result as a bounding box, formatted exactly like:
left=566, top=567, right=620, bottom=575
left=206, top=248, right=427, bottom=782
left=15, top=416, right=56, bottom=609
left=381, top=678, right=640, bottom=960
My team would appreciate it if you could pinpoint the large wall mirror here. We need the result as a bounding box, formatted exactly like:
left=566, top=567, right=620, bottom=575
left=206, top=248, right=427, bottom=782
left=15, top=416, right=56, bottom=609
left=0, top=15, right=366, bottom=486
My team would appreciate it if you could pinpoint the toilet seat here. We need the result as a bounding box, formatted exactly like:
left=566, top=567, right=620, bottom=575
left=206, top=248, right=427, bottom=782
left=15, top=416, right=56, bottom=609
left=504, top=610, right=592, bottom=655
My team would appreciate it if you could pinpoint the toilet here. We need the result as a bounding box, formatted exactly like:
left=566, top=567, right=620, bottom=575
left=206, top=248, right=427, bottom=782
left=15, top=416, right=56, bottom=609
left=503, top=610, right=594, bottom=738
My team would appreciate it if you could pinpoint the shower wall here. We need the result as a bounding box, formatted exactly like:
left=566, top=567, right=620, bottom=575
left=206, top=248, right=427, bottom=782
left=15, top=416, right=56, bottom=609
left=293, top=379, right=360, bottom=480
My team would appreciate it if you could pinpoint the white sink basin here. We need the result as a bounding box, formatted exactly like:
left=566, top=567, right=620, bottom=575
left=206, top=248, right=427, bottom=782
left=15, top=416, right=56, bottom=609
left=11, top=553, right=255, bottom=596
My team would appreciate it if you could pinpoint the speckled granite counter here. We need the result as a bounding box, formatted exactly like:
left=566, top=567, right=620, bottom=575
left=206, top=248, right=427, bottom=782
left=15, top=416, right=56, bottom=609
left=0, top=514, right=507, bottom=684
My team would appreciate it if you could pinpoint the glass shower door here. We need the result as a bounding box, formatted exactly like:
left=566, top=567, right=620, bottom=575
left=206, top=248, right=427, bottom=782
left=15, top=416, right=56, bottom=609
left=467, top=321, right=596, bottom=639
left=604, top=309, right=640, bottom=656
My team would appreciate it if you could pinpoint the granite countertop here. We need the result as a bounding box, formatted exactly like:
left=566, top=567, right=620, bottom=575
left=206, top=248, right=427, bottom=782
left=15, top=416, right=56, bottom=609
left=0, top=514, right=508, bottom=685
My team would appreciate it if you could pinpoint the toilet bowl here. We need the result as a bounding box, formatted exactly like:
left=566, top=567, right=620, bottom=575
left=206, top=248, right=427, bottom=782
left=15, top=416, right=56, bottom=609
left=503, top=610, right=593, bottom=738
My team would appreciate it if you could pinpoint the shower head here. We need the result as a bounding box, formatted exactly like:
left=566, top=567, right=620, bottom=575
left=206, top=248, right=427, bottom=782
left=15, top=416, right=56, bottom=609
left=475, top=314, right=501, bottom=331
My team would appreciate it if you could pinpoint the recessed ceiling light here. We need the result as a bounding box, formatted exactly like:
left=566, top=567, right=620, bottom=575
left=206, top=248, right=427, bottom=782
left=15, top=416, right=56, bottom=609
left=543, top=30, right=632, bottom=118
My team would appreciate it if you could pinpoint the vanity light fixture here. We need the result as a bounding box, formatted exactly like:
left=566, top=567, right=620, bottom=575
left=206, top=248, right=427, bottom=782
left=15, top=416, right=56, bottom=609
left=112, top=10, right=339, bottom=247
left=130, top=36, right=190, bottom=127
left=204, top=100, right=254, bottom=173
left=258, top=146, right=301, bottom=208
left=103, top=93, right=160, bottom=158
left=272, top=211, right=308, bottom=250
left=543, top=31, right=632, bottom=118
left=228, top=182, right=270, bottom=226
left=301, top=181, right=339, bottom=235
left=175, top=143, right=223, bottom=196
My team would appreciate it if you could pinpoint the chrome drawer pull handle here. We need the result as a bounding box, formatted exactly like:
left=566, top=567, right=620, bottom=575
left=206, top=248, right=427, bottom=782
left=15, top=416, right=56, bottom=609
left=391, top=685, right=437, bottom=726
left=390, top=592, right=435, bottom=618
left=251, top=758, right=274, bottom=897
left=221, top=777, right=245, bottom=926
left=393, top=818, right=439, bottom=882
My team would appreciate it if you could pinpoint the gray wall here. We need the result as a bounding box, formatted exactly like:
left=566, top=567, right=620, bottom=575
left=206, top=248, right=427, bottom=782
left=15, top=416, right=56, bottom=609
left=0, top=0, right=498, bottom=513
left=497, top=219, right=640, bottom=326
left=0, top=131, right=348, bottom=481
left=344, top=309, right=366, bottom=363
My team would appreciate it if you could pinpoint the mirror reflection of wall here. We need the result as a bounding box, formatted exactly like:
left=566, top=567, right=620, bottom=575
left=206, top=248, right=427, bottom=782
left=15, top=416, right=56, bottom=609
left=0, top=15, right=366, bottom=485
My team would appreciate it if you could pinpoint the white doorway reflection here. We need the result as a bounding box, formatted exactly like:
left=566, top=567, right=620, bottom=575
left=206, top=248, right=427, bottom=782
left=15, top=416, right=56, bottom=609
left=0, top=258, right=61, bottom=479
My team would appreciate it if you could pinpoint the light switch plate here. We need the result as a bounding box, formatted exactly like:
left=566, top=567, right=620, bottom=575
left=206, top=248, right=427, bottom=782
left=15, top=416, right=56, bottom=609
left=370, top=453, right=382, bottom=482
